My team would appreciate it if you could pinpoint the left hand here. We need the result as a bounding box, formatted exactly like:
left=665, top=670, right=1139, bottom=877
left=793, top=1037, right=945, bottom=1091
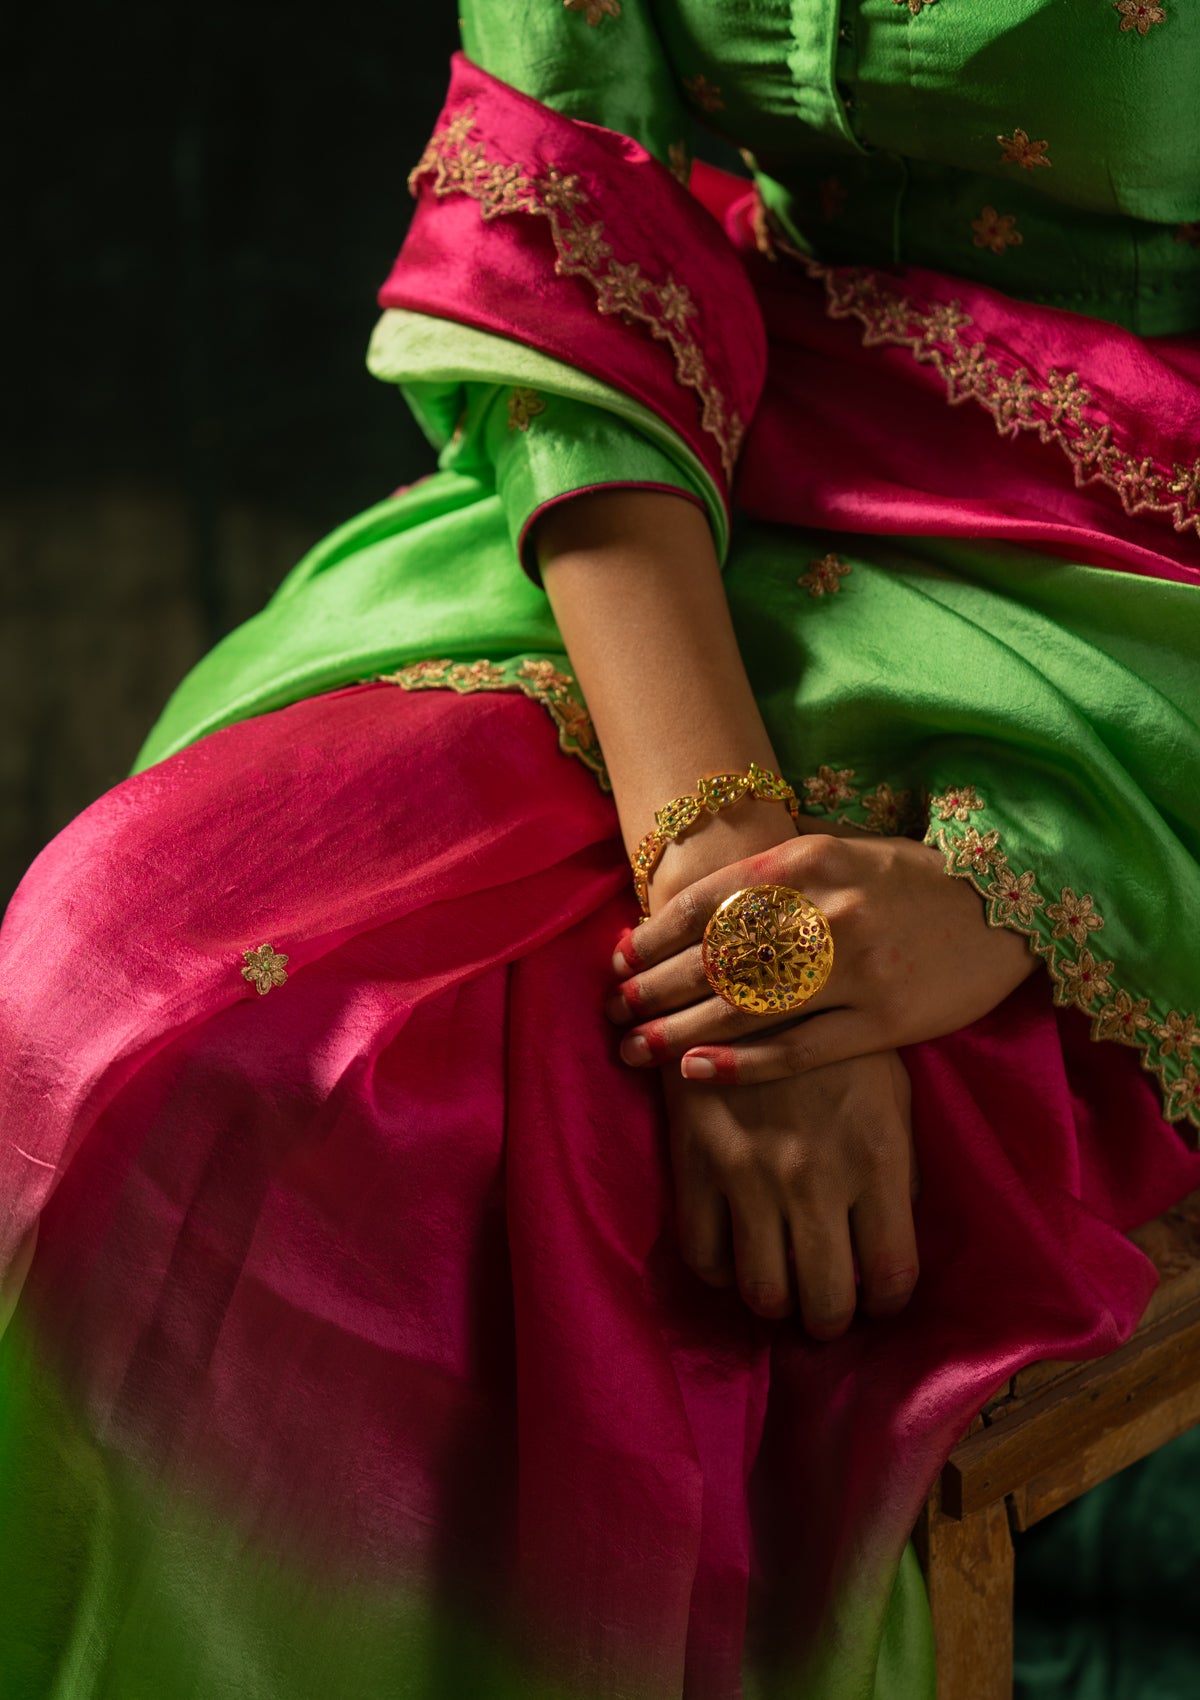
left=607, top=831, right=1038, bottom=1083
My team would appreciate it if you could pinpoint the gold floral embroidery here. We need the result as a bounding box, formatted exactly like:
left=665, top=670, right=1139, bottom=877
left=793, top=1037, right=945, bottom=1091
left=668, top=141, right=690, bottom=186
left=971, top=206, right=1023, bottom=255
left=564, top=0, right=621, bottom=22
left=1045, top=886, right=1104, bottom=946
left=860, top=782, right=916, bottom=836
left=798, top=552, right=852, bottom=596
left=758, top=220, right=1200, bottom=536
left=683, top=74, right=725, bottom=114
left=803, top=765, right=860, bottom=811
left=892, top=0, right=938, bottom=12
left=378, top=656, right=610, bottom=789
left=929, top=785, right=984, bottom=824
left=507, top=387, right=547, bottom=431
left=1158, top=1011, right=1198, bottom=1060
left=819, top=177, right=848, bottom=223
left=242, top=944, right=289, bottom=996
left=409, top=106, right=743, bottom=479
left=997, top=128, right=1052, bottom=170
left=927, top=792, right=1200, bottom=1131
left=1176, top=223, right=1200, bottom=247
left=1113, top=0, right=1166, bottom=32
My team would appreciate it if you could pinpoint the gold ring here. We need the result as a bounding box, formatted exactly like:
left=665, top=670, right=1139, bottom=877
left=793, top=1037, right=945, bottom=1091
left=701, top=885, right=834, bottom=1017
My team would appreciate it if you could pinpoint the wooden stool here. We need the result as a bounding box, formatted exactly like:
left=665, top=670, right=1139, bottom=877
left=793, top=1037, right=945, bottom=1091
left=914, top=1188, right=1200, bottom=1700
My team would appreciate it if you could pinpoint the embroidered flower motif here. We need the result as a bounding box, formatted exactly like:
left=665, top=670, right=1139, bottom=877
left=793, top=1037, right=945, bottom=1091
left=997, top=128, right=1052, bottom=170
left=657, top=277, right=696, bottom=330
left=929, top=785, right=984, bottom=823
left=560, top=220, right=612, bottom=271
left=1176, top=223, right=1200, bottom=247
left=819, top=177, right=848, bottom=223
left=1168, top=460, right=1200, bottom=508
left=992, top=369, right=1038, bottom=435
left=1166, top=1065, right=1200, bottom=1118
left=387, top=659, right=452, bottom=687
left=1040, top=369, right=1091, bottom=427
left=564, top=0, right=621, bottom=22
left=448, top=660, right=507, bottom=686
left=1158, top=1011, right=1199, bottom=1061
left=921, top=301, right=972, bottom=345
left=892, top=0, right=938, bottom=10
left=954, top=827, right=1003, bottom=876
left=549, top=696, right=598, bottom=750
left=946, top=341, right=1000, bottom=404
left=1095, top=990, right=1155, bottom=1044
left=507, top=388, right=547, bottom=431
left=1113, top=0, right=1165, bottom=32
left=1055, top=949, right=1114, bottom=1009
left=803, top=765, right=859, bottom=811
left=683, top=74, right=725, bottom=114
left=1075, top=423, right=1118, bottom=475
left=517, top=658, right=575, bottom=696
left=1120, top=458, right=1164, bottom=509
left=989, top=866, right=1043, bottom=927
left=798, top=552, right=852, bottom=597
left=242, top=944, right=289, bottom=996
left=595, top=259, right=648, bottom=317
left=971, top=206, right=1023, bottom=255
left=861, top=783, right=914, bottom=836
left=535, top=167, right=587, bottom=216
left=1044, top=887, right=1104, bottom=946
left=668, top=141, right=690, bottom=185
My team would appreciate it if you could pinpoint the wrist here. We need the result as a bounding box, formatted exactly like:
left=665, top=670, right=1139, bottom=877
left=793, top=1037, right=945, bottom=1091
left=649, top=811, right=800, bottom=912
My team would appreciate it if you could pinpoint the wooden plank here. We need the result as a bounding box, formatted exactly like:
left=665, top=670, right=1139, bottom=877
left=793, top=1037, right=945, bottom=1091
left=915, top=1486, right=1014, bottom=1700
left=940, top=1296, right=1200, bottom=1519
left=1008, top=1379, right=1200, bottom=1530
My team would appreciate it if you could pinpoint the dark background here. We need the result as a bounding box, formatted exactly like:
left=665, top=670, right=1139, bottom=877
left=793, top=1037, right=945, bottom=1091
left=2, top=5, right=461, bottom=904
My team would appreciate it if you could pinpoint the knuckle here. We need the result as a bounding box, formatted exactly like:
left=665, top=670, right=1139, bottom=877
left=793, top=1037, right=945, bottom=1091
left=674, top=885, right=703, bottom=936
left=741, top=1280, right=793, bottom=1318
left=783, top=1031, right=822, bottom=1074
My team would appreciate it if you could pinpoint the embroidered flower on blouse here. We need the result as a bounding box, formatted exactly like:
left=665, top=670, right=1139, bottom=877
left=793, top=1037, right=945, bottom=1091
left=989, top=866, right=1043, bottom=926
left=564, top=0, right=621, bottom=24
left=657, top=277, right=696, bottom=329
left=668, top=141, right=691, bottom=185
left=1055, top=948, right=1114, bottom=1008
left=892, top=0, right=938, bottom=13
left=971, top=206, right=1023, bottom=255
left=921, top=301, right=972, bottom=345
left=1158, top=1011, right=1199, bottom=1061
left=1044, top=887, right=1105, bottom=946
left=241, top=944, right=289, bottom=996
left=560, top=220, right=612, bottom=271
left=1040, top=370, right=1091, bottom=427
left=1095, top=990, right=1156, bottom=1045
left=597, top=259, right=648, bottom=316
left=798, top=553, right=852, bottom=597
left=549, top=696, right=599, bottom=751
left=992, top=370, right=1039, bottom=435
left=683, top=74, right=725, bottom=114
left=518, top=659, right=575, bottom=696
left=507, top=388, right=547, bottom=431
left=953, top=827, right=1003, bottom=876
left=997, top=129, right=1052, bottom=170
left=929, top=785, right=984, bottom=824
left=861, top=783, right=914, bottom=836
left=1166, top=1065, right=1200, bottom=1118
left=1112, top=1, right=1166, bottom=33
left=803, top=765, right=859, bottom=811
left=447, top=661, right=508, bottom=686
left=819, top=177, right=848, bottom=223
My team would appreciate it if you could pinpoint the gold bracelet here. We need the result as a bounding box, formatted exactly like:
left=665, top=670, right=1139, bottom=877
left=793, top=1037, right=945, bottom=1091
left=630, top=763, right=801, bottom=918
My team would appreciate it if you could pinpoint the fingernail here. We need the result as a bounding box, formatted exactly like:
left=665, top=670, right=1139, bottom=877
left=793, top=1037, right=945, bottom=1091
left=611, top=950, right=629, bottom=977
left=620, top=1034, right=652, bottom=1066
left=681, top=1056, right=717, bottom=1080
left=605, top=993, right=631, bottom=1024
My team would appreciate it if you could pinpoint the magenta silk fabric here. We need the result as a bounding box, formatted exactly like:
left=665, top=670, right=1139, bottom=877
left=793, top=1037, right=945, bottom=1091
left=3, top=683, right=1200, bottom=1694
left=382, top=62, right=1200, bottom=583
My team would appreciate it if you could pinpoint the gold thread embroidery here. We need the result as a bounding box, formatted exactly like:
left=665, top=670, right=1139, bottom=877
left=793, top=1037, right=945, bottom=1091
left=1113, top=0, right=1166, bottom=32
left=507, top=387, right=547, bottom=431
left=564, top=0, right=621, bottom=22
left=798, top=552, right=852, bottom=596
left=803, top=765, right=859, bottom=811
left=819, top=177, right=848, bottom=223
left=242, top=944, right=289, bottom=996
left=997, top=129, right=1053, bottom=171
left=925, top=792, right=1200, bottom=1132
left=929, top=785, right=985, bottom=824
left=377, top=657, right=610, bottom=790
left=860, top=782, right=917, bottom=836
left=759, top=215, right=1200, bottom=536
left=408, top=107, right=743, bottom=479
left=971, top=206, right=1023, bottom=255
left=668, top=141, right=691, bottom=186
left=892, top=0, right=938, bottom=12
left=683, top=74, right=725, bottom=114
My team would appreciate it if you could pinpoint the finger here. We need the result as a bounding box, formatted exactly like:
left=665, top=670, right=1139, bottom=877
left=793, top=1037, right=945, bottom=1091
left=619, top=996, right=780, bottom=1068
left=850, top=1164, right=920, bottom=1319
left=727, top=1191, right=794, bottom=1319
left=605, top=943, right=709, bottom=1027
left=678, top=1009, right=877, bottom=1082
left=788, top=1206, right=857, bottom=1340
left=674, top=1171, right=735, bottom=1290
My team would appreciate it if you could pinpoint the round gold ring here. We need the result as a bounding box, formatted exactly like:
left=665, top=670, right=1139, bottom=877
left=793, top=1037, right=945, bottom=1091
left=701, top=885, right=834, bottom=1017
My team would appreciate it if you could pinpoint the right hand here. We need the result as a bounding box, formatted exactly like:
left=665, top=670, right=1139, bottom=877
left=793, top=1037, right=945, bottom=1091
left=663, top=1050, right=920, bottom=1337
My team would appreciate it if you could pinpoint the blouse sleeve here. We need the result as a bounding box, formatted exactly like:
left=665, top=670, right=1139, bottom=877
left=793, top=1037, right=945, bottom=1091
left=370, top=2, right=767, bottom=579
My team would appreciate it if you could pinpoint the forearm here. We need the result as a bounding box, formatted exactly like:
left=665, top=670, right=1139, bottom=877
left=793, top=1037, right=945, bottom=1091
left=537, top=490, right=798, bottom=908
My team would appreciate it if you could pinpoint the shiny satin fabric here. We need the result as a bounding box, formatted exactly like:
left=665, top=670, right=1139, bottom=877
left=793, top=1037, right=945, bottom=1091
left=2, top=682, right=1199, bottom=1698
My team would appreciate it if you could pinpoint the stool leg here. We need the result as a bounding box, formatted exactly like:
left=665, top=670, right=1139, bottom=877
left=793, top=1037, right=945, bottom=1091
left=915, top=1492, right=1014, bottom=1700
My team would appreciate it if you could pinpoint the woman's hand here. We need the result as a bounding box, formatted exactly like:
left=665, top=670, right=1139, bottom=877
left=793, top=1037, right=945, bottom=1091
left=610, top=830, right=1038, bottom=1083
left=664, top=1050, right=920, bottom=1334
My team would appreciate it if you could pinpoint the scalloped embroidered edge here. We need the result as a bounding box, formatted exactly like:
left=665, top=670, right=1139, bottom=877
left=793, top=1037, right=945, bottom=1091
left=763, top=218, right=1200, bottom=537
left=375, top=656, right=611, bottom=791
left=408, top=105, right=743, bottom=480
